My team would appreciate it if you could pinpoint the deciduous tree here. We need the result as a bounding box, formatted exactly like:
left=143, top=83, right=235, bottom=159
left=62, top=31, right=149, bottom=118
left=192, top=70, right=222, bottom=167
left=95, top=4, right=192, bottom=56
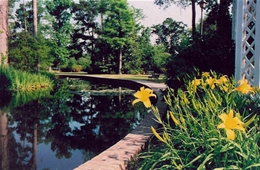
left=9, top=31, right=51, bottom=72
left=152, top=18, right=187, bottom=54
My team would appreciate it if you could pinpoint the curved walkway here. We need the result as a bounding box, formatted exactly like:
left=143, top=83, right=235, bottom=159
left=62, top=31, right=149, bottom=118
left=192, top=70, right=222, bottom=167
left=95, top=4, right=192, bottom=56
left=58, top=74, right=167, bottom=170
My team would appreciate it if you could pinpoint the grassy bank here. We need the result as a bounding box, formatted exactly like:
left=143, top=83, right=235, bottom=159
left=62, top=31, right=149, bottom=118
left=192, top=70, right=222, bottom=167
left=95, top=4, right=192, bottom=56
left=0, top=66, right=54, bottom=91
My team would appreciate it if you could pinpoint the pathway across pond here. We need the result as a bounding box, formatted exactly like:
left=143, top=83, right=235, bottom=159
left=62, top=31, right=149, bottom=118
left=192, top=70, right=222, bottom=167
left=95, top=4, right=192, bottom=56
left=57, top=74, right=168, bottom=170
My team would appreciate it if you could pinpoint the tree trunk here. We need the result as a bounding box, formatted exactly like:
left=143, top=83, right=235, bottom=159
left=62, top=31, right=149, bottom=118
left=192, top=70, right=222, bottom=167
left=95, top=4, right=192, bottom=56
left=33, top=0, right=37, bottom=37
left=118, top=48, right=122, bottom=74
left=0, top=0, right=8, bottom=65
left=33, top=0, right=39, bottom=72
left=23, top=0, right=27, bottom=31
left=191, top=0, right=196, bottom=40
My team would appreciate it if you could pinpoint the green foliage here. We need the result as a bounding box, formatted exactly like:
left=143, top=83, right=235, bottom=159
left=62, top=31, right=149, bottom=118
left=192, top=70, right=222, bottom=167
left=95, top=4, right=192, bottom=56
left=165, top=32, right=234, bottom=89
left=131, top=27, right=153, bottom=74
left=7, top=0, right=234, bottom=78
left=123, top=27, right=170, bottom=74
left=0, top=66, right=11, bottom=91
left=0, top=66, right=53, bottom=92
left=1, top=53, right=7, bottom=66
left=151, top=18, right=192, bottom=76
left=134, top=71, right=260, bottom=169
left=45, top=0, right=73, bottom=66
left=101, top=0, right=136, bottom=73
left=123, top=35, right=143, bottom=74
left=9, top=31, right=52, bottom=72
left=164, top=1, right=234, bottom=89
left=67, top=57, right=77, bottom=72
left=62, top=56, right=91, bottom=72
left=13, top=2, right=33, bottom=32
left=8, top=0, right=164, bottom=74
left=70, top=0, right=99, bottom=60
left=152, top=45, right=171, bottom=73
left=78, top=57, right=91, bottom=71
left=10, top=0, right=47, bottom=33
left=152, top=18, right=187, bottom=54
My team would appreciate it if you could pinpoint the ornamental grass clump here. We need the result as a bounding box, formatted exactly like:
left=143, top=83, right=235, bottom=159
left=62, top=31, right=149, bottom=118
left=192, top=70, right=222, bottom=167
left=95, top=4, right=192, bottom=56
left=132, top=71, right=260, bottom=169
left=0, top=66, right=53, bottom=91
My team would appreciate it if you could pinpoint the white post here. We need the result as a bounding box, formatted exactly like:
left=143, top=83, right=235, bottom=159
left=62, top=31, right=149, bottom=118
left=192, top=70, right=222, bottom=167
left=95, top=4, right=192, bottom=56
left=254, top=1, right=260, bottom=86
left=234, top=0, right=244, bottom=84
left=234, top=0, right=260, bottom=87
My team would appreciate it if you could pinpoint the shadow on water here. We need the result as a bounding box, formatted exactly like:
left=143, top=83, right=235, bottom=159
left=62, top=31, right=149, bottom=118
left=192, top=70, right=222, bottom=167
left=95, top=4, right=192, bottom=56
left=0, top=78, right=147, bottom=170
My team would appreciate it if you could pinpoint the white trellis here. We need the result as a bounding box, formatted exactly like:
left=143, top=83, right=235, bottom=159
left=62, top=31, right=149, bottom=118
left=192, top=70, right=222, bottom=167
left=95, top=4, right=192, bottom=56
left=233, top=0, right=260, bottom=86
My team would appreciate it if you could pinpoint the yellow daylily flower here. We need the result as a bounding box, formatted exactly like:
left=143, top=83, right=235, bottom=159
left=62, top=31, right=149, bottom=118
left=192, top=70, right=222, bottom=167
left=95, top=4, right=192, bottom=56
left=233, top=79, right=253, bottom=94
left=218, top=75, right=228, bottom=84
left=202, top=72, right=210, bottom=77
left=191, top=78, right=201, bottom=92
left=217, top=109, right=245, bottom=140
left=132, top=87, right=156, bottom=108
left=206, top=77, right=215, bottom=89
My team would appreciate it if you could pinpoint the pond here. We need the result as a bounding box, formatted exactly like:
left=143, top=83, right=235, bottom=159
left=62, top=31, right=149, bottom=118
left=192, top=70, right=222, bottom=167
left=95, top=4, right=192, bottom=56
left=0, top=77, right=147, bottom=170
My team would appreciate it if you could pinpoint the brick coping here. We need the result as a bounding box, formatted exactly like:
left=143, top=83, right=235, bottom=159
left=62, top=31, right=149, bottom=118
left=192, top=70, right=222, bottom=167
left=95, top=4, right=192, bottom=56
left=57, top=74, right=167, bottom=170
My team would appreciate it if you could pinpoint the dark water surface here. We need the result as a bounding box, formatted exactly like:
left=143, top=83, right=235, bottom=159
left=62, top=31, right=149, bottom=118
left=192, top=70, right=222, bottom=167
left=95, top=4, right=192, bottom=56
left=0, top=78, right=146, bottom=170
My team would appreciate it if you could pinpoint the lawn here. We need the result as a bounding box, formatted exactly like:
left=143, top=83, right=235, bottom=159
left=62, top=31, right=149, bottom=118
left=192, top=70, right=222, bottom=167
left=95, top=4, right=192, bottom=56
left=56, top=72, right=166, bottom=83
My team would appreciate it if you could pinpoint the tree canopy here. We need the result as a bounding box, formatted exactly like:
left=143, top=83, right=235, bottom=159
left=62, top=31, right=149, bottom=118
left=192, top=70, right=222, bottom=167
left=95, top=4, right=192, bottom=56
left=7, top=0, right=235, bottom=88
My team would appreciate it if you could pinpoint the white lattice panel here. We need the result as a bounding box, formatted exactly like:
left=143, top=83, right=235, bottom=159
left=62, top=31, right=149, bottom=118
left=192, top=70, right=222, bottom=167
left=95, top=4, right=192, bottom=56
left=234, top=0, right=260, bottom=86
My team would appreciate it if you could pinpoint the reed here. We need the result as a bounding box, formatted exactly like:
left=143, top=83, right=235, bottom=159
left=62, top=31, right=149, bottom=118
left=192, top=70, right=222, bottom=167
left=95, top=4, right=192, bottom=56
left=0, top=66, right=53, bottom=92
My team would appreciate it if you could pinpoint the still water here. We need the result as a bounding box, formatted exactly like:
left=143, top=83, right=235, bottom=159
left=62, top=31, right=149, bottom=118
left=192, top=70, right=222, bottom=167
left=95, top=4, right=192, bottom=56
left=0, top=78, right=146, bottom=170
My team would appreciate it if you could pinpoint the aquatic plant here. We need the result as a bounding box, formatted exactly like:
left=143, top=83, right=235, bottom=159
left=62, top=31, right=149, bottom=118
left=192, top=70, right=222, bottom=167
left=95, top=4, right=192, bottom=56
left=0, top=66, right=53, bottom=92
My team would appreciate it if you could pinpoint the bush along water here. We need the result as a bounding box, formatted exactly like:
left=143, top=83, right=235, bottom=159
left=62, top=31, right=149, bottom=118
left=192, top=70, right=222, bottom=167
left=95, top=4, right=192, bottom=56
left=132, top=71, right=260, bottom=169
left=0, top=66, right=53, bottom=92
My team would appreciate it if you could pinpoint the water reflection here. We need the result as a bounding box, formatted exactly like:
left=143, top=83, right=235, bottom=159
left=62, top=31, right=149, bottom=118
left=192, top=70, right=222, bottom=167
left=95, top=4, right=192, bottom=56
left=0, top=108, right=9, bottom=170
left=0, top=79, right=146, bottom=170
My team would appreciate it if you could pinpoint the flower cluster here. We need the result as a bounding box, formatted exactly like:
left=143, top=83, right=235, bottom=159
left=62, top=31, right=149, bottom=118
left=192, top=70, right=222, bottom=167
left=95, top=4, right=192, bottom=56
left=133, top=72, right=256, bottom=141
left=132, top=72, right=259, bottom=169
left=191, top=73, right=229, bottom=92
left=191, top=72, right=255, bottom=95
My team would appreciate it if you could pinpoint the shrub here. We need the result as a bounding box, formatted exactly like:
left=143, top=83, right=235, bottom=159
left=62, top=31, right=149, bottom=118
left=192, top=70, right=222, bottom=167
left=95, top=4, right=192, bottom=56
left=62, top=57, right=90, bottom=72
left=78, top=57, right=91, bottom=71
left=132, top=71, right=259, bottom=169
left=72, top=65, right=82, bottom=72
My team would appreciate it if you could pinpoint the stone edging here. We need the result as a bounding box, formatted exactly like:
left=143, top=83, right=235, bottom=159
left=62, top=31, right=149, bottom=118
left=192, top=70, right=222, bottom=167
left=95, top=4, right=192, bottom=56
left=58, top=74, right=167, bottom=170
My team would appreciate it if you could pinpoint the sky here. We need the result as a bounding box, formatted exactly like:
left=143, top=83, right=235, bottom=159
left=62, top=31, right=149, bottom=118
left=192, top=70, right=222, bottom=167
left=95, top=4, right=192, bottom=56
left=127, top=0, right=203, bottom=28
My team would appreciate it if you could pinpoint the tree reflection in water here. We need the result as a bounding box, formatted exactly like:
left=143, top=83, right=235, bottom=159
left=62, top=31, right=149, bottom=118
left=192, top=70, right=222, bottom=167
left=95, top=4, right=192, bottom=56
left=0, top=79, right=146, bottom=170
